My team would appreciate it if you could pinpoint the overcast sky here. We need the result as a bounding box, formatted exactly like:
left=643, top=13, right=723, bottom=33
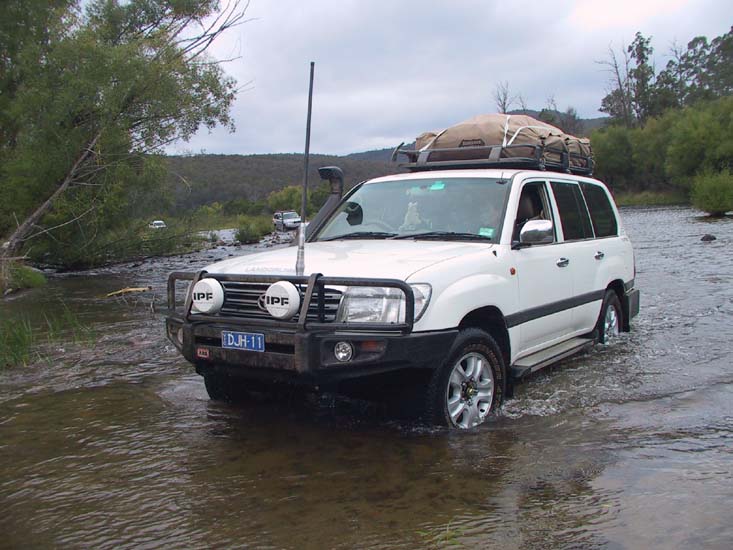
left=170, top=0, right=733, bottom=156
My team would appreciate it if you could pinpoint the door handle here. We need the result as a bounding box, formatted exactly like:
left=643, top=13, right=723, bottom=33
left=595, top=251, right=605, bottom=260
left=556, top=257, right=570, bottom=268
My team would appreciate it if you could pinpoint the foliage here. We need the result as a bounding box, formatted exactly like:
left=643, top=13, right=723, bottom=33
left=665, top=96, right=733, bottom=185
left=590, top=125, right=635, bottom=189
left=657, top=29, right=733, bottom=107
left=267, top=186, right=302, bottom=213
left=612, top=190, right=688, bottom=207
left=0, top=317, right=35, bottom=368
left=9, top=264, right=47, bottom=290
left=691, top=169, right=733, bottom=216
left=235, top=216, right=271, bottom=243
left=0, top=303, right=95, bottom=368
left=591, top=96, right=733, bottom=194
left=0, top=0, right=242, bottom=265
left=0, top=262, right=47, bottom=294
left=600, top=27, right=733, bottom=128
left=166, top=153, right=400, bottom=214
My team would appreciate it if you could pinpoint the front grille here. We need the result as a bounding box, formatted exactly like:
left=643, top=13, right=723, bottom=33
left=219, top=281, right=342, bottom=322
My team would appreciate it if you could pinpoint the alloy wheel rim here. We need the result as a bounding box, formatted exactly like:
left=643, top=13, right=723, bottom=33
left=446, top=352, right=494, bottom=429
left=604, top=305, right=620, bottom=339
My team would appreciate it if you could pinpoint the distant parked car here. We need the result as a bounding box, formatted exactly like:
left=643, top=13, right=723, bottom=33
left=272, top=211, right=301, bottom=231
left=148, top=220, right=167, bottom=229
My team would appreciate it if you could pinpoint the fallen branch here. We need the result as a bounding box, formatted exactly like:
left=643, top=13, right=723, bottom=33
left=106, top=286, right=153, bottom=298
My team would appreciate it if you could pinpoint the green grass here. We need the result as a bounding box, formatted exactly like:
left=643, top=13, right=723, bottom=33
left=0, top=262, right=47, bottom=295
left=613, top=190, right=689, bottom=207
left=0, top=303, right=94, bottom=369
left=0, top=316, right=35, bottom=368
left=10, top=264, right=47, bottom=288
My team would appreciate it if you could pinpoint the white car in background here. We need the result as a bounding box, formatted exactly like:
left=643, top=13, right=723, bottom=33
left=272, top=211, right=301, bottom=231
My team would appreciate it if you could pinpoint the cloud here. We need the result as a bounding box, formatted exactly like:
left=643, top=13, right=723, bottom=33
left=170, top=0, right=733, bottom=156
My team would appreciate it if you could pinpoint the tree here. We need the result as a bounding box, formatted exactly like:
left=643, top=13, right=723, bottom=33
left=665, top=96, right=733, bottom=185
left=1, top=0, right=246, bottom=261
left=538, top=95, right=560, bottom=126
left=559, top=107, right=583, bottom=136
left=599, top=33, right=658, bottom=126
left=590, top=126, right=635, bottom=189
left=493, top=81, right=515, bottom=113
left=598, top=44, right=634, bottom=126
left=267, top=186, right=303, bottom=213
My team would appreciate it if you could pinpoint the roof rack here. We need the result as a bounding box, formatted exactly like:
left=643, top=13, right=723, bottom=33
left=391, top=142, right=594, bottom=175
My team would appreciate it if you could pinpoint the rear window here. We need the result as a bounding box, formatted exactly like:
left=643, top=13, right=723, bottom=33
left=580, top=183, right=618, bottom=238
left=550, top=182, right=593, bottom=241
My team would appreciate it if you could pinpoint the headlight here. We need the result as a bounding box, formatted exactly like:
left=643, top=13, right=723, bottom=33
left=336, top=284, right=431, bottom=324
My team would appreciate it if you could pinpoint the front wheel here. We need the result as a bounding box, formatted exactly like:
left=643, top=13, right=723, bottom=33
left=427, top=328, right=506, bottom=429
left=596, top=289, right=623, bottom=344
left=203, top=372, right=241, bottom=401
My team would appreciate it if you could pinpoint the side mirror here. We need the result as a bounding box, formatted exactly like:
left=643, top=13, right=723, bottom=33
left=519, top=219, right=554, bottom=245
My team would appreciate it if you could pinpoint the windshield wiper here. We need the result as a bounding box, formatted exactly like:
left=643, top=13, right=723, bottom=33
left=319, top=231, right=398, bottom=241
left=392, top=231, right=492, bottom=241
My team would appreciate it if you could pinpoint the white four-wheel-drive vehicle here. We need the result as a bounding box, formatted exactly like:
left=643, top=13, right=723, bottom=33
left=272, top=210, right=301, bottom=232
left=166, top=142, right=639, bottom=429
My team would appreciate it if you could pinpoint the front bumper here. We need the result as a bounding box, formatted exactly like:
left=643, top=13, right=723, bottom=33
left=166, top=316, right=457, bottom=384
left=165, top=271, right=455, bottom=385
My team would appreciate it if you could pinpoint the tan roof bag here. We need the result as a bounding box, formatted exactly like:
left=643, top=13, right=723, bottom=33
left=414, top=113, right=592, bottom=168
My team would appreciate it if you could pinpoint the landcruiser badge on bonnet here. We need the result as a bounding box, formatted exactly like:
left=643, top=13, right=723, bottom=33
left=263, top=281, right=300, bottom=319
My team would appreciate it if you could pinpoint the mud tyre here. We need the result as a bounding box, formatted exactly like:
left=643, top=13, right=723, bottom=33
left=203, top=372, right=236, bottom=401
left=426, top=328, right=506, bottom=429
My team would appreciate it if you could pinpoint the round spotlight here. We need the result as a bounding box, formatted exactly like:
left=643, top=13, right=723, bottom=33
left=334, top=341, right=354, bottom=362
left=191, top=278, right=224, bottom=314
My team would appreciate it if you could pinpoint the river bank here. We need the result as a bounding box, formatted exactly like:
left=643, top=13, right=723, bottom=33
left=612, top=190, right=689, bottom=207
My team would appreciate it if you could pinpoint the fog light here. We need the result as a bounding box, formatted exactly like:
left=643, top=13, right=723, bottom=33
left=334, top=341, right=354, bottom=362
left=176, top=327, right=184, bottom=346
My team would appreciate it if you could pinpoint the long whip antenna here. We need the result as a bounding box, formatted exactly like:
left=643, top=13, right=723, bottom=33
left=296, top=61, right=315, bottom=276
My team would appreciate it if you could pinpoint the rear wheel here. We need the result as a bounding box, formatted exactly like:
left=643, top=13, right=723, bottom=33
left=427, top=328, right=505, bottom=429
left=596, top=289, right=623, bottom=344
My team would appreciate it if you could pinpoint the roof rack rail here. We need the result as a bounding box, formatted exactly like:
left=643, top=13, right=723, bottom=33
left=392, top=142, right=594, bottom=175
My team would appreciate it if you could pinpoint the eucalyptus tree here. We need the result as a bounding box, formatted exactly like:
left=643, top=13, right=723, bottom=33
left=1, top=0, right=246, bottom=262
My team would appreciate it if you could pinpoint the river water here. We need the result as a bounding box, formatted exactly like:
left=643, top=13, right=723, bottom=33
left=1, top=207, right=731, bottom=549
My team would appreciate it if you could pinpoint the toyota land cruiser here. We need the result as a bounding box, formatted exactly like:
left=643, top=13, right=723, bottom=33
left=165, top=148, right=639, bottom=429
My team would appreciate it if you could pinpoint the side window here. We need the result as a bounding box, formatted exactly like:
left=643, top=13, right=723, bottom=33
left=580, top=182, right=618, bottom=238
left=550, top=182, right=593, bottom=241
left=513, top=182, right=554, bottom=243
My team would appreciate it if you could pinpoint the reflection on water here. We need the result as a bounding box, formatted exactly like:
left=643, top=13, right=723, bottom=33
left=1, top=207, right=732, bottom=549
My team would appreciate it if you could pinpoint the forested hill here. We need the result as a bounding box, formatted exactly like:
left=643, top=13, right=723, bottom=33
left=166, top=153, right=401, bottom=212
left=165, top=108, right=615, bottom=212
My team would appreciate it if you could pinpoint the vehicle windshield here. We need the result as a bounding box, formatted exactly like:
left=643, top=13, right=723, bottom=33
left=314, top=177, right=508, bottom=241
left=283, top=212, right=299, bottom=219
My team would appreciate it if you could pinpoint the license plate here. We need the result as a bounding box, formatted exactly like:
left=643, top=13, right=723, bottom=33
left=221, top=331, right=265, bottom=352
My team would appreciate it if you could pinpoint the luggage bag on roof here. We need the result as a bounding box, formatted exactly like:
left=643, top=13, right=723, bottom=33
left=399, top=113, right=593, bottom=174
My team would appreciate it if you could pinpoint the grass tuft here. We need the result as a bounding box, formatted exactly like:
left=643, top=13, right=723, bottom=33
left=0, top=317, right=35, bottom=368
